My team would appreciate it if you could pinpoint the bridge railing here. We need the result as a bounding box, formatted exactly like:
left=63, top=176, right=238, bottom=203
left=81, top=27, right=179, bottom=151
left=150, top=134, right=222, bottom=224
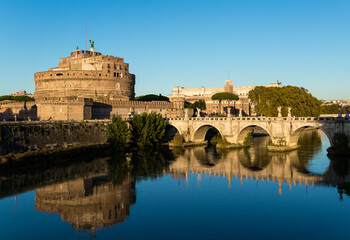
left=166, top=116, right=350, bottom=122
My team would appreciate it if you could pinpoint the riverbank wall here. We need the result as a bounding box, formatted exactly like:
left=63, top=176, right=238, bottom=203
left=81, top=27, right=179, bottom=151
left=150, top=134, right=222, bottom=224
left=0, top=120, right=109, bottom=155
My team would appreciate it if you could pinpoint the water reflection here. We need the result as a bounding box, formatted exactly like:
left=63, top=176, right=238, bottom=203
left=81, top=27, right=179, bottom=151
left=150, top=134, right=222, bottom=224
left=1, top=130, right=350, bottom=237
left=35, top=176, right=136, bottom=230
left=169, top=131, right=350, bottom=195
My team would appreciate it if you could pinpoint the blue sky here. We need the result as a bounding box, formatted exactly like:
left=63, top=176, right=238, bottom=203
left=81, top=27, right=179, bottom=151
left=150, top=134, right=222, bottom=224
left=0, top=0, right=349, bottom=100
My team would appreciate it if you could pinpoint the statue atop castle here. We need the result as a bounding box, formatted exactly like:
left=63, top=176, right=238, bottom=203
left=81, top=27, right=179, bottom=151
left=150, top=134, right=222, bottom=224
left=89, top=40, right=94, bottom=52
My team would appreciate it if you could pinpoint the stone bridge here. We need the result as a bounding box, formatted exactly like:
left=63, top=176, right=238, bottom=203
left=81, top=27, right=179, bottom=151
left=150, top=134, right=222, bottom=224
left=168, top=116, right=350, bottom=149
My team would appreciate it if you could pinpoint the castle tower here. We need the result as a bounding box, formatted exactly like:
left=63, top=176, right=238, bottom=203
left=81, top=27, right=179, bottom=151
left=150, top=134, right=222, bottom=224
left=34, top=49, right=135, bottom=101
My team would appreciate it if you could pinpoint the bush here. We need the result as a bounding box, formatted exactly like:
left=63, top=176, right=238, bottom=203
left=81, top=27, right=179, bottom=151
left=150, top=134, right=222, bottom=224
left=216, top=138, right=230, bottom=148
left=107, top=115, right=131, bottom=151
left=170, top=133, right=184, bottom=147
left=210, top=135, right=222, bottom=145
left=129, top=112, right=167, bottom=149
left=243, top=133, right=252, bottom=146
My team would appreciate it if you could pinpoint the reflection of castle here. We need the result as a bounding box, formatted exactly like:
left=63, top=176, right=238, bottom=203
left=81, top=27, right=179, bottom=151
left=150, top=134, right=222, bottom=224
left=35, top=176, right=136, bottom=230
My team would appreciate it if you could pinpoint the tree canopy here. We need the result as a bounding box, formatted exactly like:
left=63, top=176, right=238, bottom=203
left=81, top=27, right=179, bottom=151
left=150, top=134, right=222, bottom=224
left=321, top=104, right=346, bottom=114
left=211, top=92, right=239, bottom=102
left=184, top=100, right=206, bottom=110
left=248, top=86, right=321, bottom=117
left=128, top=112, right=167, bottom=149
left=135, top=94, right=169, bottom=102
left=0, top=95, right=34, bottom=102
left=106, top=115, right=132, bottom=151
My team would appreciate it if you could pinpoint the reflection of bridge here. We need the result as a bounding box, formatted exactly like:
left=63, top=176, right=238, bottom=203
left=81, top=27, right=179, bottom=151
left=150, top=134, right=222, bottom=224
left=169, top=147, right=350, bottom=194
left=168, top=116, right=350, bottom=149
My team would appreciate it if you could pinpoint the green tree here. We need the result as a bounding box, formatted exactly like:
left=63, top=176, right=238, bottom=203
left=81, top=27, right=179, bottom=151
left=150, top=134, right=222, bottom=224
left=211, top=92, right=239, bottom=114
left=184, top=100, right=206, bottom=116
left=320, top=104, right=346, bottom=114
left=106, top=115, right=131, bottom=151
left=135, top=94, right=169, bottom=102
left=248, top=86, right=321, bottom=117
left=129, top=112, right=167, bottom=149
left=0, top=95, right=34, bottom=102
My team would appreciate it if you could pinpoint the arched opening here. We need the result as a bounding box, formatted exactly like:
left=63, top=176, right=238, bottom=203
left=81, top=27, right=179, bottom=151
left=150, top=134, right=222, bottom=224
left=164, top=125, right=181, bottom=142
left=289, top=126, right=332, bottom=148
left=291, top=127, right=331, bottom=174
left=237, top=125, right=271, bottom=146
left=193, top=125, right=222, bottom=143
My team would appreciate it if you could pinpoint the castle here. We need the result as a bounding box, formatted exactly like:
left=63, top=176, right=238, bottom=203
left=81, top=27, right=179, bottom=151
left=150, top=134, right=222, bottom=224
left=0, top=44, right=178, bottom=121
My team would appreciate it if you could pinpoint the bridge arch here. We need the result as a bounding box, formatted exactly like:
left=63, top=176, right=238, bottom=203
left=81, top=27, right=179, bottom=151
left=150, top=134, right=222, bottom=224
left=165, top=124, right=182, bottom=141
left=289, top=126, right=333, bottom=148
left=192, top=124, right=224, bottom=143
left=236, top=125, right=272, bottom=145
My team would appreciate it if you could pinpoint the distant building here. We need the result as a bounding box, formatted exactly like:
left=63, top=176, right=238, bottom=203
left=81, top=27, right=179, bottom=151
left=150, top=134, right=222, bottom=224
left=167, top=80, right=281, bottom=116
left=10, top=90, right=34, bottom=98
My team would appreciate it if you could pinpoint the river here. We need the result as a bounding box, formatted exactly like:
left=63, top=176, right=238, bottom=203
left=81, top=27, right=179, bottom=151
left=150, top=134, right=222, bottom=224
left=1, top=130, right=350, bottom=240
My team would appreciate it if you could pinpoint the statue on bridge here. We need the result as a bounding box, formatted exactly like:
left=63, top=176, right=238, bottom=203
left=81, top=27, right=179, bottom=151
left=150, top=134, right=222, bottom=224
left=278, top=106, right=282, bottom=118
left=338, top=105, right=343, bottom=117
left=196, top=108, right=201, bottom=117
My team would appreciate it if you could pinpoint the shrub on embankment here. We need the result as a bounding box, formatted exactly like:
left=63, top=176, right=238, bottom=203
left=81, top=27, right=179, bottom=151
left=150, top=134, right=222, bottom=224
left=107, top=113, right=167, bottom=151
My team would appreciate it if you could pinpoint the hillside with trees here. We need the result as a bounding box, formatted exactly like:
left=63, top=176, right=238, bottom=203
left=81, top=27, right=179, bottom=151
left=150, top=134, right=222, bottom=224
left=248, top=86, right=321, bottom=117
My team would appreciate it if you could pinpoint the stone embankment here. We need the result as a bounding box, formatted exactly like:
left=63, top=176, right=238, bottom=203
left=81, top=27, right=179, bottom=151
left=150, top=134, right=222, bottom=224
left=0, top=120, right=109, bottom=155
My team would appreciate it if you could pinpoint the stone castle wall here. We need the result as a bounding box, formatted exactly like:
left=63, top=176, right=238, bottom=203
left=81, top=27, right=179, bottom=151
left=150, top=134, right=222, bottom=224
left=0, top=121, right=108, bottom=154
left=36, top=97, right=93, bottom=121
left=0, top=101, right=37, bottom=121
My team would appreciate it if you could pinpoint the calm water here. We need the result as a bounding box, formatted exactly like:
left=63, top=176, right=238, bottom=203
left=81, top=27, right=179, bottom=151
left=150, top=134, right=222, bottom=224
left=1, top=130, right=350, bottom=240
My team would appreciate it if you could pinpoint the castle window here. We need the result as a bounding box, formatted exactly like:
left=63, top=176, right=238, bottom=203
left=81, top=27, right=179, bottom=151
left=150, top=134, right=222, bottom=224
left=99, top=74, right=101, bottom=76
left=114, top=72, right=116, bottom=77
left=85, top=74, right=88, bottom=76
left=108, top=64, right=110, bottom=68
